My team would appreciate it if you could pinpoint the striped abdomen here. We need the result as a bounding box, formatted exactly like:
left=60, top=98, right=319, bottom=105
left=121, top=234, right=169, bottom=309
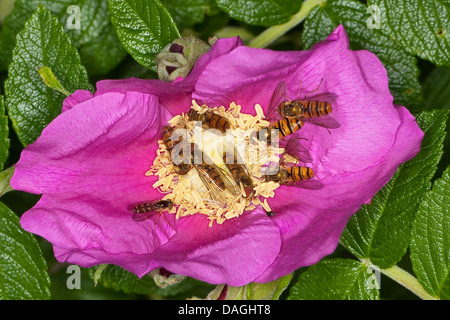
left=297, top=100, right=332, bottom=118
left=285, top=166, right=314, bottom=183
left=162, top=125, right=181, bottom=152
left=188, top=109, right=230, bottom=134
left=279, top=100, right=332, bottom=118
left=224, top=158, right=253, bottom=188
left=272, top=118, right=304, bottom=139
left=198, top=163, right=226, bottom=190
left=206, top=112, right=230, bottom=133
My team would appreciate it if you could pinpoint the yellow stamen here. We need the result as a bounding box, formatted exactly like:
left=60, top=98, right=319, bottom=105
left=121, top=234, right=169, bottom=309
left=149, top=100, right=283, bottom=226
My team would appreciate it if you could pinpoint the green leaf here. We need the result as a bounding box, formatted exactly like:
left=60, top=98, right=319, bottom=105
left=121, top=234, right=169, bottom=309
left=0, top=167, right=15, bottom=197
left=4, top=6, right=92, bottom=147
left=422, top=66, right=450, bottom=110
left=287, top=259, right=380, bottom=300
left=268, top=273, right=293, bottom=300
left=108, top=0, right=180, bottom=71
left=63, top=0, right=127, bottom=76
left=0, top=0, right=126, bottom=75
left=246, top=274, right=293, bottom=300
left=410, top=165, right=450, bottom=300
left=302, top=0, right=423, bottom=111
left=0, top=96, right=10, bottom=172
left=79, top=23, right=128, bottom=76
left=0, top=201, right=51, bottom=299
left=0, top=0, right=74, bottom=72
left=216, top=0, right=302, bottom=27
left=89, top=265, right=213, bottom=299
left=0, top=0, right=14, bottom=24
left=89, top=264, right=158, bottom=296
left=60, top=0, right=110, bottom=47
left=161, top=0, right=218, bottom=29
left=370, top=0, right=450, bottom=66
left=341, top=110, right=448, bottom=269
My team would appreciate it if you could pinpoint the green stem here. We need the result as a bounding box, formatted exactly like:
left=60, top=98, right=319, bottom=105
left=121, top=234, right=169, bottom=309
left=360, top=258, right=438, bottom=300
left=248, top=0, right=326, bottom=48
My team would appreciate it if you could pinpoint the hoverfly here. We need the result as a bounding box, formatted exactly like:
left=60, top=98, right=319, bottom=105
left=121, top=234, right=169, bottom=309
left=161, top=124, right=192, bottom=175
left=266, top=80, right=340, bottom=130
left=263, top=164, right=323, bottom=190
left=255, top=119, right=313, bottom=166
left=257, top=80, right=339, bottom=167
left=223, top=147, right=254, bottom=198
left=127, top=199, right=173, bottom=222
left=188, top=109, right=230, bottom=134
left=190, top=143, right=241, bottom=204
left=257, top=117, right=305, bottom=144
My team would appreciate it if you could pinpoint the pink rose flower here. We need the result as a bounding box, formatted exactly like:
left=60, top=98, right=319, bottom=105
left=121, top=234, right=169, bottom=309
left=11, top=26, right=423, bottom=286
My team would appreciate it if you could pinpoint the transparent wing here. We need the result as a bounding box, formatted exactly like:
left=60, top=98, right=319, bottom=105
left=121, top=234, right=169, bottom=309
left=217, top=166, right=242, bottom=197
left=305, top=92, right=337, bottom=104
left=302, top=92, right=340, bottom=129
left=280, top=133, right=313, bottom=163
left=127, top=200, right=159, bottom=222
left=291, top=179, right=324, bottom=190
left=224, top=145, right=251, bottom=175
left=198, top=145, right=241, bottom=198
left=304, top=115, right=341, bottom=130
left=195, top=164, right=229, bottom=205
left=132, top=211, right=155, bottom=222
left=266, top=81, right=287, bottom=121
left=224, top=146, right=256, bottom=197
left=259, top=160, right=280, bottom=176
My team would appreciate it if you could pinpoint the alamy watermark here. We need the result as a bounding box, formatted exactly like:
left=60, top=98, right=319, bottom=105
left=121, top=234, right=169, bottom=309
left=66, top=5, right=81, bottom=30
left=169, top=125, right=281, bottom=175
left=365, top=264, right=381, bottom=290
left=366, top=5, right=381, bottom=30
left=66, top=264, right=81, bottom=289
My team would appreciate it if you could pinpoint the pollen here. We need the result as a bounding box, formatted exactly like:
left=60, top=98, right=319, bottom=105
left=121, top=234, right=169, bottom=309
left=148, top=100, right=283, bottom=226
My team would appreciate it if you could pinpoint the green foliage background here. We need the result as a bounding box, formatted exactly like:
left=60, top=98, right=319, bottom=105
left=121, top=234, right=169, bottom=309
left=0, top=0, right=448, bottom=300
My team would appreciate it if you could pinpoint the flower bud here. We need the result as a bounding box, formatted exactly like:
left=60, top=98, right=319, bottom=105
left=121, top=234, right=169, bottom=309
left=156, top=36, right=211, bottom=82
left=150, top=268, right=186, bottom=288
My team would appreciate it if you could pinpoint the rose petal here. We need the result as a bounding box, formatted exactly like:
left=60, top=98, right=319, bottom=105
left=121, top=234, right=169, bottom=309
left=192, top=26, right=423, bottom=282
left=14, top=91, right=177, bottom=261
left=255, top=105, right=423, bottom=282
left=62, top=90, right=93, bottom=112
left=11, top=26, right=424, bottom=286
left=50, top=207, right=281, bottom=286
left=148, top=208, right=281, bottom=286
left=94, top=37, right=243, bottom=116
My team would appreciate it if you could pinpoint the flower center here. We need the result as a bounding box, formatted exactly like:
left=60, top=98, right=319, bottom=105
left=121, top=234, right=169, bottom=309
left=148, top=100, right=284, bottom=226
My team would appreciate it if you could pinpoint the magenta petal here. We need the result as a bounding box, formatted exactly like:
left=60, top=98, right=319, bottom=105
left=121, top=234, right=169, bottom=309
left=193, top=46, right=309, bottom=114
left=12, top=25, right=425, bottom=286
left=13, top=91, right=169, bottom=196
left=62, top=90, right=93, bottom=112
left=13, top=91, right=177, bottom=266
left=22, top=195, right=177, bottom=266
left=149, top=208, right=281, bottom=286
left=94, top=37, right=243, bottom=116
left=95, top=77, right=194, bottom=116
left=190, top=25, right=423, bottom=282
left=47, top=207, right=281, bottom=286
left=254, top=105, right=423, bottom=283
